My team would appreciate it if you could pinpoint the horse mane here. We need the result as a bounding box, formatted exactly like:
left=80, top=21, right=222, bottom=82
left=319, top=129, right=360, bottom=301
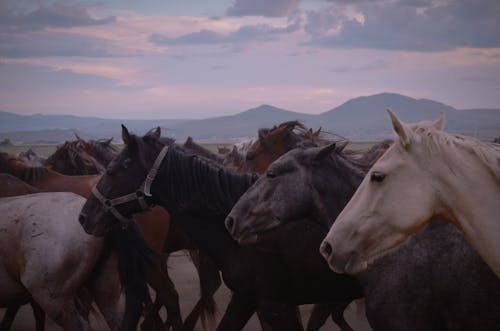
left=183, top=136, right=224, bottom=164
left=46, top=141, right=86, bottom=169
left=86, top=138, right=118, bottom=166
left=0, top=152, right=48, bottom=183
left=262, top=120, right=341, bottom=150
left=409, top=122, right=500, bottom=181
left=328, top=144, right=373, bottom=179
left=138, top=134, right=258, bottom=215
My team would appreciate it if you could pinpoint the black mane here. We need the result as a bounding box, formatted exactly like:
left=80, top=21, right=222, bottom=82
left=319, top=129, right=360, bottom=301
left=138, top=135, right=258, bottom=216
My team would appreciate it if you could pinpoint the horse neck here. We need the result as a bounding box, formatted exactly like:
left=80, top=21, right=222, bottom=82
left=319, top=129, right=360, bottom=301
left=30, top=170, right=100, bottom=199
left=430, top=148, right=500, bottom=276
left=157, top=148, right=258, bottom=215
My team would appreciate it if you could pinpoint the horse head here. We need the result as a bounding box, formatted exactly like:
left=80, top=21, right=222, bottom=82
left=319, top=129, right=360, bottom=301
left=226, top=143, right=366, bottom=244
left=79, top=125, right=163, bottom=236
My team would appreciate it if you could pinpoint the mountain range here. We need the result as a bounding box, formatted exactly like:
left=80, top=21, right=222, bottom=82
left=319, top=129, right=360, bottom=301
left=1, top=93, right=499, bottom=144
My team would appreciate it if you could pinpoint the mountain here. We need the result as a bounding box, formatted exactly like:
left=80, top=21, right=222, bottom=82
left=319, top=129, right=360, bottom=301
left=169, top=104, right=316, bottom=139
left=317, top=93, right=458, bottom=139
left=0, top=111, right=188, bottom=139
left=1, top=93, right=499, bottom=143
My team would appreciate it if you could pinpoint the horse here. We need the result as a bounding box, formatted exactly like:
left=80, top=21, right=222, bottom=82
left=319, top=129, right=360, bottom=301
left=242, top=120, right=329, bottom=173
left=229, top=121, right=355, bottom=330
left=78, top=126, right=363, bottom=331
left=0, top=192, right=104, bottom=330
left=13, top=136, right=221, bottom=331
left=0, top=175, right=45, bottom=331
left=226, top=143, right=500, bottom=330
left=0, top=173, right=39, bottom=198
left=322, top=110, right=500, bottom=278
left=45, top=139, right=105, bottom=175
left=55, top=135, right=221, bottom=331
left=0, top=151, right=182, bottom=331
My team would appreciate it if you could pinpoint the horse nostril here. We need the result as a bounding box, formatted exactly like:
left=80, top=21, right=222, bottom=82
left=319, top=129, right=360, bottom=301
left=320, top=240, right=333, bottom=259
left=225, top=216, right=234, bottom=233
left=79, top=213, right=87, bottom=225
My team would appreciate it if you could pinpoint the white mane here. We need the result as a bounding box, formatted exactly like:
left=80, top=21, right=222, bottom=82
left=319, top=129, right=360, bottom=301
left=408, top=121, right=500, bottom=182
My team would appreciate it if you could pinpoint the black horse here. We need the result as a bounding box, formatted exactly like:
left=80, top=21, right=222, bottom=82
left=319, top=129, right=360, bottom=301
left=79, top=126, right=363, bottom=331
left=226, top=144, right=500, bottom=331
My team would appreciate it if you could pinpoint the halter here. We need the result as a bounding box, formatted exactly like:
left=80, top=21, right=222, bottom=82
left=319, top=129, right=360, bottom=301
left=91, top=145, right=169, bottom=227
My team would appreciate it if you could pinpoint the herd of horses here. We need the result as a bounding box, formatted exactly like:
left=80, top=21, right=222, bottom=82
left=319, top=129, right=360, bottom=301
left=0, top=111, right=499, bottom=331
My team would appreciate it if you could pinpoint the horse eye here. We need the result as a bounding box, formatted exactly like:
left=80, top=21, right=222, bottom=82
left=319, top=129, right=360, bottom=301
left=266, top=170, right=276, bottom=178
left=370, top=171, right=386, bottom=183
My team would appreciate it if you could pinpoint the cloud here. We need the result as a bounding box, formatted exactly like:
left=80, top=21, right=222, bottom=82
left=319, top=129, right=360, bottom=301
left=226, top=0, right=300, bottom=17
left=0, top=31, right=116, bottom=58
left=331, top=59, right=387, bottom=73
left=150, top=18, right=301, bottom=46
left=304, top=0, right=500, bottom=51
left=0, top=2, right=115, bottom=32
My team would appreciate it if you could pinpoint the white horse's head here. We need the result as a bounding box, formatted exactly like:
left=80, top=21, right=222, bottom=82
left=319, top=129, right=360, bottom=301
left=320, top=109, right=446, bottom=274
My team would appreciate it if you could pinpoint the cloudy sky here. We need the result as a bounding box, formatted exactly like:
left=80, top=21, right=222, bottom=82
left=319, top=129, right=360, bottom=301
left=1, top=0, right=499, bottom=119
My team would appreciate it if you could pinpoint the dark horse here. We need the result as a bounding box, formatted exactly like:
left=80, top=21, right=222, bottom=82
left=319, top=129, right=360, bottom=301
left=79, top=126, right=363, bottom=331
left=226, top=144, right=500, bottom=330
left=44, top=136, right=221, bottom=331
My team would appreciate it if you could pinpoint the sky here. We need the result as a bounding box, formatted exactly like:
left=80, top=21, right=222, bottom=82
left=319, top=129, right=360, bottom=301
left=1, top=0, right=499, bottom=119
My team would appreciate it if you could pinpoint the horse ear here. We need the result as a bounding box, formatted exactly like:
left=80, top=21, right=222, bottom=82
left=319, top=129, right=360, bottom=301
left=151, top=127, right=161, bottom=139
left=121, top=125, right=131, bottom=145
left=258, top=128, right=268, bottom=140
left=387, top=108, right=410, bottom=148
left=314, top=142, right=337, bottom=162
left=105, top=137, right=113, bottom=145
left=433, top=112, right=445, bottom=130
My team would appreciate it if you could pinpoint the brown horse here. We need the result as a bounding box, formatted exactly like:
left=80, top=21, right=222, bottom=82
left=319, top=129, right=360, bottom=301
left=45, top=135, right=118, bottom=175
left=242, top=121, right=332, bottom=173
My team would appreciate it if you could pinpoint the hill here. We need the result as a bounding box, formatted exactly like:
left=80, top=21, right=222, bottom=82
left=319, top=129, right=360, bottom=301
left=1, top=93, right=499, bottom=143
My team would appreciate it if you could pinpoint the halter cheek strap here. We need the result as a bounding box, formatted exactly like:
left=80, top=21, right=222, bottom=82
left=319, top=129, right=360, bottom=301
left=91, top=145, right=169, bottom=227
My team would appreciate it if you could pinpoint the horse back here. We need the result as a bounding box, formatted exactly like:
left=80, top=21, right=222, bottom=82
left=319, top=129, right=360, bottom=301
left=0, top=174, right=39, bottom=198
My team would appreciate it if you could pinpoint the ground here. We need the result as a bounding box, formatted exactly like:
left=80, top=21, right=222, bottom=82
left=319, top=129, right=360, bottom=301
left=0, top=251, right=372, bottom=331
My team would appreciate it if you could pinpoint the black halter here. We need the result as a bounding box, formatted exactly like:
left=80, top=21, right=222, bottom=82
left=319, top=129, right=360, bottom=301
left=91, top=145, right=169, bottom=227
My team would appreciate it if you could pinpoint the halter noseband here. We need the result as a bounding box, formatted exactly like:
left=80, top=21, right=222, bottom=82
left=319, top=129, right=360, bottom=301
left=91, top=145, right=169, bottom=227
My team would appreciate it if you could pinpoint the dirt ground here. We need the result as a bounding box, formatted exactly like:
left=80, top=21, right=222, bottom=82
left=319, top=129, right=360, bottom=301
left=0, top=252, right=372, bottom=331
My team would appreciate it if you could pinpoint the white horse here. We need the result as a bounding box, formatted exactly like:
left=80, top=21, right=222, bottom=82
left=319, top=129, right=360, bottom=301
left=0, top=192, right=105, bottom=330
left=321, top=109, right=500, bottom=278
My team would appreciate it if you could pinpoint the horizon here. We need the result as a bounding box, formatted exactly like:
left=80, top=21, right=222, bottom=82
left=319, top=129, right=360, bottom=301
left=2, top=92, right=500, bottom=121
left=1, top=1, right=500, bottom=120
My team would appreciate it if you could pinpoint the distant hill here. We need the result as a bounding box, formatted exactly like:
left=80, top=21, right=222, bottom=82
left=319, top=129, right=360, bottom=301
left=1, top=93, right=499, bottom=143
left=169, top=104, right=316, bottom=139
